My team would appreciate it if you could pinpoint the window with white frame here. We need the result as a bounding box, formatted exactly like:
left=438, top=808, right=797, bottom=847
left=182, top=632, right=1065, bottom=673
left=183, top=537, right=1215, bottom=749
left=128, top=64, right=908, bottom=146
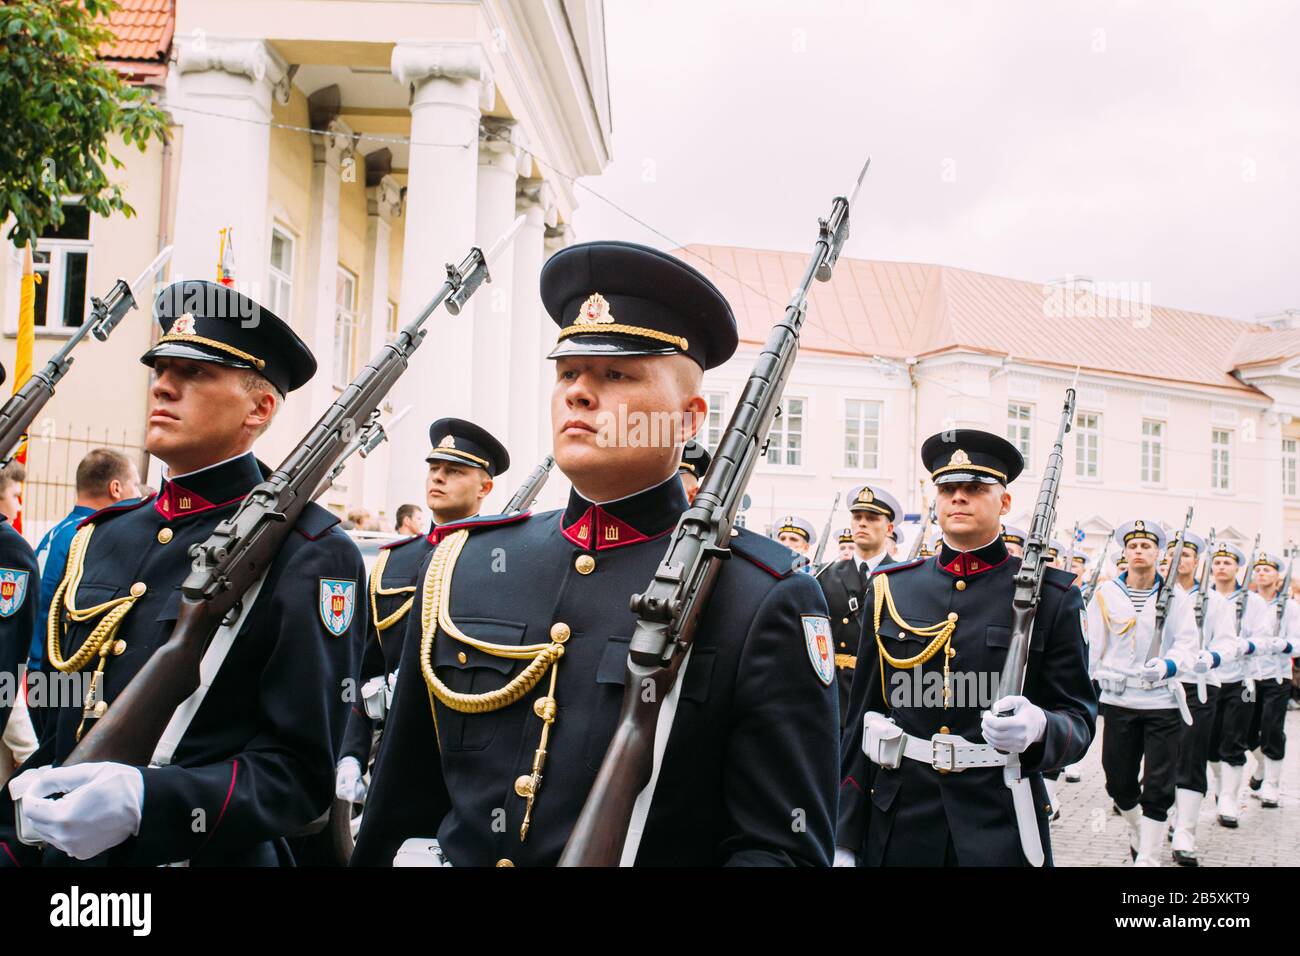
left=1284, top=438, right=1298, bottom=497
left=1075, top=412, right=1100, bottom=478
left=765, top=397, right=805, bottom=466
left=1007, top=403, right=1033, bottom=462
left=703, top=391, right=727, bottom=451
left=844, top=398, right=882, bottom=470
left=1211, top=428, right=1232, bottom=491
left=267, top=228, right=294, bottom=318
left=333, top=266, right=358, bottom=388
left=1141, top=419, right=1164, bottom=484
left=31, top=203, right=92, bottom=330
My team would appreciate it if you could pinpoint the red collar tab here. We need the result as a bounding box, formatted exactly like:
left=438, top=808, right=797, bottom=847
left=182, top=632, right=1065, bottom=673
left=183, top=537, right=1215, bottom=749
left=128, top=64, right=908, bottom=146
left=561, top=505, right=652, bottom=551
left=937, top=542, right=1009, bottom=578
left=428, top=511, right=531, bottom=545
left=154, top=482, right=220, bottom=520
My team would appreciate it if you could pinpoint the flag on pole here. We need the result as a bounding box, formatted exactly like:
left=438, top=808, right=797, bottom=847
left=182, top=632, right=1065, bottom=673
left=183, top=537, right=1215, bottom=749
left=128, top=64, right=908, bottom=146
left=11, top=245, right=38, bottom=533
left=217, top=227, right=236, bottom=286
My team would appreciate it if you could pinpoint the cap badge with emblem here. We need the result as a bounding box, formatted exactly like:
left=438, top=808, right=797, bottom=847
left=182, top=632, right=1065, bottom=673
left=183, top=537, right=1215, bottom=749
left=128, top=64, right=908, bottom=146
left=438, top=435, right=456, bottom=449
left=1135, top=520, right=1145, bottom=531
left=949, top=449, right=971, bottom=467
left=172, top=314, right=197, bottom=336
left=575, top=293, right=614, bottom=325
left=857, top=487, right=874, bottom=504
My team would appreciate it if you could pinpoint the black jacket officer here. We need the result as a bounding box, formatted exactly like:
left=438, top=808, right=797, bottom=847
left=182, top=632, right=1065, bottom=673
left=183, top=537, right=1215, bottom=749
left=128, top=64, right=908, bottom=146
left=818, top=484, right=899, bottom=725
left=1, top=280, right=364, bottom=867
left=354, top=241, right=839, bottom=867
left=837, top=430, right=1096, bottom=866
left=338, top=419, right=509, bottom=770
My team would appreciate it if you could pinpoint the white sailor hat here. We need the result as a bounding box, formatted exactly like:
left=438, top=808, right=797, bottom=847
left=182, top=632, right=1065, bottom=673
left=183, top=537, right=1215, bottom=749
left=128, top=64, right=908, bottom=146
left=1114, top=518, right=1167, bottom=551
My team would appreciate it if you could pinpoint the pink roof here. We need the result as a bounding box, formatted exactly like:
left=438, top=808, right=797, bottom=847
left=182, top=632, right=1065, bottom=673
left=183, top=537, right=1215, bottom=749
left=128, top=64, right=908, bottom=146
left=676, top=245, right=1283, bottom=396
left=98, top=0, right=174, bottom=80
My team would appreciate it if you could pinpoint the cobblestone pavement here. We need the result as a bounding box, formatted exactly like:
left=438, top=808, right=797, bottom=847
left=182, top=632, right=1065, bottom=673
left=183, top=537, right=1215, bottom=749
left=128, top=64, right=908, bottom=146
left=1050, top=709, right=1300, bottom=867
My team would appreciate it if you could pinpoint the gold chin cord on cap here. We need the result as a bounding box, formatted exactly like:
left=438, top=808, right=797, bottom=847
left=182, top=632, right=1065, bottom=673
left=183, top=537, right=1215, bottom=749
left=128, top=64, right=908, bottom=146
left=420, top=529, right=566, bottom=841
left=872, top=573, right=959, bottom=707
left=46, top=524, right=145, bottom=740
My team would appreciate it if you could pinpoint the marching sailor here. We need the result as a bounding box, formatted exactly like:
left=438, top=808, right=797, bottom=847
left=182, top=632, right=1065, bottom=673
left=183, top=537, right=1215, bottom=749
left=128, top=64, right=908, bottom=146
left=774, top=515, right=816, bottom=573
left=1088, top=519, right=1199, bottom=866
left=1002, top=524, right=1026, bottom=559
left=1244, top=552, right=1300, bottom=809
left=837, top=528, right=854, bottom=562
left=678, top=439, right=711, bottom=505
left=836, top=430, right=1095, bottom=866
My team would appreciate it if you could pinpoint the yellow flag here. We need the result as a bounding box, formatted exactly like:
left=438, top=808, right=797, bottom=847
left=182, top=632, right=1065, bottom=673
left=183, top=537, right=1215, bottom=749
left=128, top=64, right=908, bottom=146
left=11, top=245, right=37, bottom=532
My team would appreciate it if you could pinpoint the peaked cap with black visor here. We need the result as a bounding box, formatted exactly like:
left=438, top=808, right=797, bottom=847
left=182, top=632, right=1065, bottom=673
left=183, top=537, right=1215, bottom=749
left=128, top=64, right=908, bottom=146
left=426, top=417, right=510, bottom=478
left=541, top=241, right=738, bottom=370
left=921, top=428, right=1025, bottom=486
left=142, top=280, right=316, bottom=396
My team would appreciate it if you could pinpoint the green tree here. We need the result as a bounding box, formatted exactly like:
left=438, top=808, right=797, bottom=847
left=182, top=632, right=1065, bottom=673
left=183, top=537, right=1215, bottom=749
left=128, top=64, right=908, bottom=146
left=0, top=0, right=169, bottom=246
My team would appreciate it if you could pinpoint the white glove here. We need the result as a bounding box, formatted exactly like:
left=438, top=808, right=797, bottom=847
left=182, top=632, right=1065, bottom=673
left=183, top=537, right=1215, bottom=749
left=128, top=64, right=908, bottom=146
left=1193, top=650, right=1214, bottom=675
left=981, top=695, right=1047, bottom=754
left=1141, top=658, right=1174, bottom=683
left=8, top=762, right=143, bottom=860
left=335, top=756, right=366, bottom=803
left=833, top=846, right=857, bottom=867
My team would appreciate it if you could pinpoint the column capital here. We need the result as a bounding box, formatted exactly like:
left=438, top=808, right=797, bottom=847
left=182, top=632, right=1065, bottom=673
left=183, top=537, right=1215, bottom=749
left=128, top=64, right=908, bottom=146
left=175, top=34, right=291, bottom=104
left=391, top=41, right=495, bottom=112
left=544, top=222, right=571, bottom=253
left=517, top=177, right=558, bottom=228
left=312, top=117, right=355, bottom=169
left=367, top=175, right=404, bottom=222
left=479, top=117, right=525, bottom=175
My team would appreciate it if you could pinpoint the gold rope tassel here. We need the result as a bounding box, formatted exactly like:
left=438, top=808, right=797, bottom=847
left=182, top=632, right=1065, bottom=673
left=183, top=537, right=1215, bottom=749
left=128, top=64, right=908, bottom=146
left=369, top=548, right=417, bottom=638
left=419, top=529, right=567, bottom=838
left=872, top=572, right=958, bottom=706
left=46, top=523, right=143, bottom=738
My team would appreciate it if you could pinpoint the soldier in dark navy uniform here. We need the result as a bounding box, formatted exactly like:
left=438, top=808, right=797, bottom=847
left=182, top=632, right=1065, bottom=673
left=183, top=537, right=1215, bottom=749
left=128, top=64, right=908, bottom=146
left=1, top=280, right=364, bottom=866
left=0, top=363, right=40, bottom=752
left=817, top=484, right=900, bottom=726
left=354, top=241, right=838, bottom=867
left=335, top=418, right=509, bottom=806
left=836, top=430, right=1096, bottom=866
left=837, top=528, right=854, bottom=562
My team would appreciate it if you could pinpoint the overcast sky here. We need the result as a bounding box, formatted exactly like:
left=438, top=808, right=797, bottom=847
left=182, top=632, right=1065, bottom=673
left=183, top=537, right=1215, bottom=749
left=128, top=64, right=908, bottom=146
left=570, top=0, right=1298, bottom=322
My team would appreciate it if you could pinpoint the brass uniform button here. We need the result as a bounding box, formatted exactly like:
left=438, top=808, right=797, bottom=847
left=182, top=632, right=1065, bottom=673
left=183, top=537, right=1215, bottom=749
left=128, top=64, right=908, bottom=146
left=514, top=775, right=534, bottom=797
left=112, top=640, right=127, bottom=656
left=575, top=554, right=596, bottom=575
left=940, top=725, right=950, bottom=734
left=533, top=696, right=554, bottom=718
left=947, top=612, right=958, bottom=622
left=93, top=701, right=108, bottom=718
left=839, top=642, right=847, bottom=649
left=157, top=527, right=173, bottom=544
left=550, top=622, right=571, bottom=643
left=457, top=651, right=468, bottom=664
left=130, top=582, right=147, bottom=597
left=955, top=579, right=966, bottom=591
left=842, top=617, right=850, bottom=625
left=496, top=859, right=515, bottom=867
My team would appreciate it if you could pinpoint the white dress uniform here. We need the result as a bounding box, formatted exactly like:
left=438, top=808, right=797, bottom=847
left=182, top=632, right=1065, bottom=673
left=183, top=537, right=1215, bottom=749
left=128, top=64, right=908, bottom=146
left=1249, top=589, right=1300, bottom=806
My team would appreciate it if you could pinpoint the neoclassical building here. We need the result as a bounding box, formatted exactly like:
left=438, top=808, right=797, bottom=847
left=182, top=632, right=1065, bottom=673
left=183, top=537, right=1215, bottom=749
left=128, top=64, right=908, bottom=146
left=1, top=0, right=610, bottom=530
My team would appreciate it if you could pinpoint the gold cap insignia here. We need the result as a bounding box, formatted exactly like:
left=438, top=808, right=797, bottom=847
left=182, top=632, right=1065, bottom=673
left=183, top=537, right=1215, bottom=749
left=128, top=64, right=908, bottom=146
left=172, top=314, right=197, bottom=336
left=575, top=293, right=614, bottom=326
left=856, top=487, right=874, bottom=504
left=438, top=435, right=456, bottom=449
left=1134, top=520, right=1145, bottom=532
left=949, top=449, right=971, bottom=467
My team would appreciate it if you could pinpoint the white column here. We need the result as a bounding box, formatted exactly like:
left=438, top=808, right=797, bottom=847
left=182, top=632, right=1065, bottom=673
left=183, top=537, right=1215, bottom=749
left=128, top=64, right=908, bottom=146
left=168, top=35, right=289, bottom=297
left=302, top=118, right=355, bottom=428
left=1262, top=411, right=1285, bottom=551
left=533, top=223, right=573, bottom=513
left=507, top=178, right=556, bottom=482
left=470, top=118, right=523, bottom=457
left=386, top=41, right=492, bottom=509
left=350, top=175, right=403, bottom=517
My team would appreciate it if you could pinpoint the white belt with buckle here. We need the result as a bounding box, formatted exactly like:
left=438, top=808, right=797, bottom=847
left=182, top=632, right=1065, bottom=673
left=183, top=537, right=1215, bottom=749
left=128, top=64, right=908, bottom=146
left=863, top=711, right=1007, bottom=773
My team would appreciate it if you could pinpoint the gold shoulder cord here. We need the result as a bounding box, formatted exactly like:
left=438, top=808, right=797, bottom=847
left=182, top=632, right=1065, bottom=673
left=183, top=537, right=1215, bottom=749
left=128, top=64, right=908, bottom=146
left=872, top=573, right=959, bottom=707
left=46, top=524, right=144, bottom=740
left=1096, top=591, right=1132, bottom=663
left=369, top=548, right=417, bottom=642
left=419, top=529, right=567, bottom=841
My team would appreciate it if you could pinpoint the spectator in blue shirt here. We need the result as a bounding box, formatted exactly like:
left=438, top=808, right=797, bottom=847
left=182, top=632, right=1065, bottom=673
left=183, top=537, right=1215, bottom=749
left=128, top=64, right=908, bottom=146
left=29, top=448, right=142, bottom=670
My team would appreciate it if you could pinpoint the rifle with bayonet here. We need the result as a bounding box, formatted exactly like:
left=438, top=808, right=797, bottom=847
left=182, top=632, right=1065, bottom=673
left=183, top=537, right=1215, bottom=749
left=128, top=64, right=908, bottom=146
left=1238, top=532, right=1261, bottom=703
left=0, top=246, right=173, bottom=466
left=65, top=221, right=523, bottom=767
left=1082, top=547, right=1105, bottom=603
left=558, top=160, right=871, bottom=867
left=811, top=491, right=842, bottom=574
left=314, top=405, right=412, bottom=500
left=992, top=379, right=1075, bottom=868
left=1192, top=528, right=1216, bottom=704
left=505, top=455, right=556, bottom=514
left=1271, top=546, right=1296, bottom=679
left=908, top=499, right=935, bottom=561
left=1140, top=507, right=1194, bottom=726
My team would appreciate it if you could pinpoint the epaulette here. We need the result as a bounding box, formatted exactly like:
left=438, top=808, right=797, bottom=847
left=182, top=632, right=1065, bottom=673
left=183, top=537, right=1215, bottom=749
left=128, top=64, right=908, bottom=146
left=295, top=501, right=342, bottom=541
left=729, top=527, right=797, bottom=579
left=876, top=557, right=925, bottom=575
left=77, top=494, right=155, bottom=529
left=1043, top=565, right=1076, bottom=592
left=429, top=510, right=531, bottom=545
left=379, top=534, right=425, bottom=552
